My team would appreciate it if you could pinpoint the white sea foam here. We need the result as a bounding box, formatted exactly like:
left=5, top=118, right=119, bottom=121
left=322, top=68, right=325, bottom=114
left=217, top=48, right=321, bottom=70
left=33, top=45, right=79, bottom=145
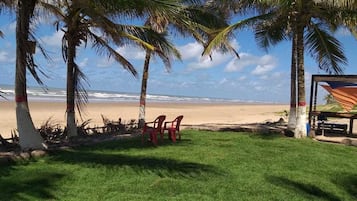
left=0, top=85, right=266, bottom=104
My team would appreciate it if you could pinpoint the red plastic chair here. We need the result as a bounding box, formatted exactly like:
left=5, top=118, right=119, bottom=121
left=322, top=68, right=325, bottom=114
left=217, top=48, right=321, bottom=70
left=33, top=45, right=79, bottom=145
left=163, top=115, right=184, bottom=143
left=142, top=115, right=166, bottom=145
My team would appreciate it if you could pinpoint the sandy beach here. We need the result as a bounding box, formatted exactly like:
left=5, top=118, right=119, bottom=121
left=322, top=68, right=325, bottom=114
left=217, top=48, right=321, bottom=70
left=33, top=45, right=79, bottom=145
left=0, top=101, right=289, bottom=138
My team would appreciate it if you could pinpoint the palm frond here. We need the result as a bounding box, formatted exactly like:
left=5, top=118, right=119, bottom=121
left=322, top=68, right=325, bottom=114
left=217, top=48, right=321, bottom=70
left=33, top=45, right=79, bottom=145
left=88, top=32, right=138, bottom=77
left=73, top=62, right=89, bottom=120
left=142, top=29, right=182, bottom=71
left=0, top=0, right=15, bottom=12
left=316, top=0, right=357, bottom=9
left=0, top=90, right=7, bottom=100
left=254, top=14, right=289, bottom=51
left=203, top=12, right=274, bottom=57
left=305, top=23, right=347, bottom=74
left=96, top=0, right=183, bottom=20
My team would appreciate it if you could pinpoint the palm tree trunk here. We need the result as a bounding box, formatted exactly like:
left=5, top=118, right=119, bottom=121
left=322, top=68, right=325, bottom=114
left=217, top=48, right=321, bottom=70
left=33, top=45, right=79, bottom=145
left=295, top=25, right=307, bottom=138
left=288, top=32, right=298, bottom=130
left=138, top=50, right=152, bottom=128
left=66, top=37, right=77, bottom=137
left=15, top=0, right=44, bottom=149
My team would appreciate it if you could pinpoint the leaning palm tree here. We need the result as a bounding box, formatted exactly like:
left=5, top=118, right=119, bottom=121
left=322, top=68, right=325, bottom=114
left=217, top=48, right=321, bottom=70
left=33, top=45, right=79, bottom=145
left=138, top=1, right=231, bottom=127
left=46, top=0, right=183, bottom=137
left=204, top=0, right=356, bottom=138
left=138, top=14, right=180, bottom=128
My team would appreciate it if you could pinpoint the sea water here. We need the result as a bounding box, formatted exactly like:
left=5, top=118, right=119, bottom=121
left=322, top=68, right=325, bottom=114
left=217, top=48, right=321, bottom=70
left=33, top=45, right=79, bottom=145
left=0, top=85, right=262, bottom=104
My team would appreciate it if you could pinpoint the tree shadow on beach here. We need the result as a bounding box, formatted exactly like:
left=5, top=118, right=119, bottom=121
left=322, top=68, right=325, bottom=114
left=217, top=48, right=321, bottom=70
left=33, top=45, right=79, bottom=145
left=50, top=149, right=222, bottom=179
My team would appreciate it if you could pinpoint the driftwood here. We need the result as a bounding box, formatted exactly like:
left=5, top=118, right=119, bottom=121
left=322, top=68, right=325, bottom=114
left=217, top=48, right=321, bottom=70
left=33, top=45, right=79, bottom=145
left=0, top=133, right=19, bottom=151
left=1, top=116, right=139, bottom=149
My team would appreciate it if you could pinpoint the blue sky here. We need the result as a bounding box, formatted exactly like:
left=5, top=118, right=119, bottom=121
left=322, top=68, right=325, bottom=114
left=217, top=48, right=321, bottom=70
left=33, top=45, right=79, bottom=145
left=0, top=13, right=356, bottom=103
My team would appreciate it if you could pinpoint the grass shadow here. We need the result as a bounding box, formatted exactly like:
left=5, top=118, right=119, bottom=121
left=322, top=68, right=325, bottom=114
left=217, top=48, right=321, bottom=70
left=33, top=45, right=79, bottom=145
left=50, top=149, right=222, bottom=179
left=217, top=125, right=284, bottom=140
left=332, top=173, right=357, bottom=200
left=267, top=176, right=341, bottom=201
left=76, top=135, right=193, bottom=152
left=248, top=132, right=284, bottom=140
left=0, top=171, right=66, bottom=200
left=0, top=160, right=16, bottom=177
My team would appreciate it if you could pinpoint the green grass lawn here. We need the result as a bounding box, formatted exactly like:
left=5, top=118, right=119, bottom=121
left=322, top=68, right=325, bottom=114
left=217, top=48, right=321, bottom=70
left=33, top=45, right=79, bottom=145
left=1, top=130, right=357, bottom=201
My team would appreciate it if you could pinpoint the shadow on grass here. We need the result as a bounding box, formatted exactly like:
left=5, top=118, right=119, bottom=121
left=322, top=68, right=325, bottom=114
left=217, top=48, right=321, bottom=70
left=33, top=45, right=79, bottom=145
left=267, top=176, right=341, bottom=201
left=77, top=135, right=193, bottom=152
left=0, top=171, right=66, bottom=201
left=248, top=132, right=283, bottom=140
left=332, top=174, right=357, bottom=200
left=50, top=149, right=222, bottom=179
left=217, top=127, right=283, bottom=140
left=0, top=161, right=16, bottom=177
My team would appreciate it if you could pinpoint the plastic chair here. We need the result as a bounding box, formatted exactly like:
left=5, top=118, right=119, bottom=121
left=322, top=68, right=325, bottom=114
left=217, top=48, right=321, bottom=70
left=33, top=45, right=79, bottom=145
left=163, top=115, right=184, bottom=143
left=142, top=115, right=166, bottom=145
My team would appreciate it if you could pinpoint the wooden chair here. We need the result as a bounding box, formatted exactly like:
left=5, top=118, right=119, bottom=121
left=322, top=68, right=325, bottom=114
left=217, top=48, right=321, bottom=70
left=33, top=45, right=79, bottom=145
left=142, top=115, right=166, bottom=145
left=163, top=115, right=184, bottom=143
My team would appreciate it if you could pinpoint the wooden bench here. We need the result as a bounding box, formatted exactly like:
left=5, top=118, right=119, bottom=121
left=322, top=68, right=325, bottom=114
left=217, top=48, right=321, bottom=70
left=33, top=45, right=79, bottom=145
left=317, top=123, right=348, bottom=135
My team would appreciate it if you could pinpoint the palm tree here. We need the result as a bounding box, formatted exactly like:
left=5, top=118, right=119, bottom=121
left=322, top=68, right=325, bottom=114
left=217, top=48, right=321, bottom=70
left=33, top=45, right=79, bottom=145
left=138, top=1, right=231, bottom=127
left=324, top=94, right=336, bottom=105
left=46, top=0, right=183, bottom=137
left=204, top=0, right=356, bottom=138
left=138, top=15, right=169, bottom=128
left=15, top=0, right=45, bottom=149
left=138, top=26, right=181, bottom=128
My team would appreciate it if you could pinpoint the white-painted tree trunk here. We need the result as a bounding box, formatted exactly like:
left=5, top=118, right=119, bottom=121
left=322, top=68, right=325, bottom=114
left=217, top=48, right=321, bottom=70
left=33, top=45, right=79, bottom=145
left=17, top=102, right=45, bottom=150
left=295, top=105, right=307, bottom=138
left=138, top=104, right=145, bottom=127
left=66, top=112, right=77, bottom=137
left=288, top=108, right=297, bottom=130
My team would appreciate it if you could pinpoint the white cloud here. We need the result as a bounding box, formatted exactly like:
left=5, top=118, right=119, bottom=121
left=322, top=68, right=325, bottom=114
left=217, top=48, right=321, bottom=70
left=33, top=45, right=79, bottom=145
left=5, top=21, right=16, bottom=35
left=335, top=27, right=352, bottom=37
left=180, top=39, right=241, bottom=71
left=219, top=78, right=228, bottom=85
left=225, top=53, right=277, bottom=75
left=41, top=31, right=64, bottom=47
left=97, top=57, right=115, bottom=68
left=187, top=53, right=231, bottom=70
left=178, top=42, right=203, bottom=60
left=225, top=57, right=251, bottom=72
left=251, top=55, right=277, bottom=75
left=116, top=45, right=145, bottom=60
left=94, top=45, right=145, bottom=68
left=238, top=76, right=246, bottom=81
left=254, top=86, right=264, bottom=91
left=251, top=64, right=275, bottom=75
left=78, top=58, right=89, bottom=68
left=0, top=51, right=9, bottom=62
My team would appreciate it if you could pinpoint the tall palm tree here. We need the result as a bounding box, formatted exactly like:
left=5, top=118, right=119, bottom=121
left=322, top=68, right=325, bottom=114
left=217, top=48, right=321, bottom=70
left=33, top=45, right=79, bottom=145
left=204, top=0, right=356, bottom=138
left=138, top=15, right=180, bottom=128
left=138, top=1, right=231, bottom=127
left=15, top=0, right=45, bottom=149
left=47, top=0, right=182, bottom=137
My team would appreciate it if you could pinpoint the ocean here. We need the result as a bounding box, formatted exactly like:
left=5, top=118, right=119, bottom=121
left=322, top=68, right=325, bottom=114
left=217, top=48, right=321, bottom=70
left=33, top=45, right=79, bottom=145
left=0, top=85, right=259, bottom=104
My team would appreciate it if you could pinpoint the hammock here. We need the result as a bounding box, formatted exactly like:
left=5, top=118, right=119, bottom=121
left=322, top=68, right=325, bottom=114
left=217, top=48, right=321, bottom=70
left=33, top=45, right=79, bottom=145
left=321, top=81, right=357, bottom=112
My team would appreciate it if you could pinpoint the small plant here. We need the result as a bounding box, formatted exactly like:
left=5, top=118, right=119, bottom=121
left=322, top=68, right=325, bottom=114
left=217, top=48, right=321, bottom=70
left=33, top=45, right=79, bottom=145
left=77, top=119, right=92, bottom=136
left=38, top=117, right=65, bottom=142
